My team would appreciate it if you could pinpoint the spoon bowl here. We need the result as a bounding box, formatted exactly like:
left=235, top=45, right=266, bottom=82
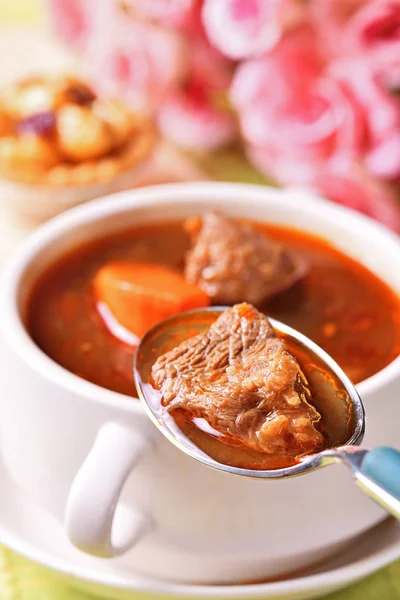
left=134, top=307, right=364, bottom=479
left=134, top=307, right=400, bottom=518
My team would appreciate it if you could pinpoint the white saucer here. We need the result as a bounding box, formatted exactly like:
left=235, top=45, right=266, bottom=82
left=0, top=451, right=398, bottom=600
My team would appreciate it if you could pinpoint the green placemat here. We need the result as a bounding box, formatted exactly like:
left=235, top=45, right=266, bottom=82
left=0, top=547, right=399, bottom=599
left=194, top=147, right=271, bottom=185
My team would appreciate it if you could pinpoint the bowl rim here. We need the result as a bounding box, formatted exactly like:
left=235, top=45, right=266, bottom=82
left=0, top=181, right=399, bottom=415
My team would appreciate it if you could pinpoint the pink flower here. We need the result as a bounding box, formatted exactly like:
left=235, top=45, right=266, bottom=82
left=158, top=42, right=236, bottom=150
left=344, top=0, right=400, bottom=60
left=333, top=57, right=400, bottom=180
left=83, top=1, right=187, bottom=111
left=201, top=0, right=302, bottom=60
left=157, top=94, right=236, bottom=151
left=49, top=0, right=89, bottom=50
left=309, top=0, right=365, bottom=57
left=121, top=0, right=198, bottom=29
left=231, top=28, right=365, bottom=185
left=312, top=166, right=400, bottom=233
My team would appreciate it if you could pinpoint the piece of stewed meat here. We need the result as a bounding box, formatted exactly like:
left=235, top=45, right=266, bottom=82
left=151, top=303, right=323, bottom=455
left=184, top=212, right=306, bottom=307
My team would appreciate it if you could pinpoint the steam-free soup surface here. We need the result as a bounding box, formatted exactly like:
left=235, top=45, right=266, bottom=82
left=28, top=220, right=400, bottom=396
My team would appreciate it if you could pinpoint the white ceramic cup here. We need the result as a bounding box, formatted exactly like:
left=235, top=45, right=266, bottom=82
left=0, top=183, right=399, bottom=585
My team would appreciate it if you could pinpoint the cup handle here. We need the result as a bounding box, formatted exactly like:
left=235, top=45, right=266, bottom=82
left=65, top=422, right=153, bottom=557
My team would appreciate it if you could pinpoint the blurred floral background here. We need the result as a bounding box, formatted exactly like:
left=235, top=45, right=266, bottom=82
left=48, top=0, right=400, bottom=232
left=2, top=0, right=400, bottom=232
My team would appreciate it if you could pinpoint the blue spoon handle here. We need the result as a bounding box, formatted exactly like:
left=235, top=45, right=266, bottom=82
left=361, top=447, right=400, bottom=499
left=350, top=447, right=400, bottom=520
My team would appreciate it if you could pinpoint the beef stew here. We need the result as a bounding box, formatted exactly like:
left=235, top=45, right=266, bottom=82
left=28, top=216, right=400, bottom=396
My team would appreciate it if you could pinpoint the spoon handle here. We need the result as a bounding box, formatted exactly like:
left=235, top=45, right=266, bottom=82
left=340, top=447, right=400, bottom=520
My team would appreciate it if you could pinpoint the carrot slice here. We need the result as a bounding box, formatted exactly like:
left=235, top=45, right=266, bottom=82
left=94, top=262, right=210, bottom=342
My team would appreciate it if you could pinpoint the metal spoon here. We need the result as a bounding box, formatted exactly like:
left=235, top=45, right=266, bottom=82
left=134, top=307, right=400, bottom=520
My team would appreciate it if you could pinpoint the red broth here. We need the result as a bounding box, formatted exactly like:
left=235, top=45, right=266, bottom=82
left=27, top=220, right=400, bottom=396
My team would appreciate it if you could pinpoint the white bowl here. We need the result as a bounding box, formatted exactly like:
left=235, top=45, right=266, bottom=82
left=0, top=182, right=399, bottom=585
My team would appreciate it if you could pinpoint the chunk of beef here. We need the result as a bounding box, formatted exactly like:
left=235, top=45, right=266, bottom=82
left=151, top=303, right=323, bottom=456
left=184, top=212, right=306, bottom=307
